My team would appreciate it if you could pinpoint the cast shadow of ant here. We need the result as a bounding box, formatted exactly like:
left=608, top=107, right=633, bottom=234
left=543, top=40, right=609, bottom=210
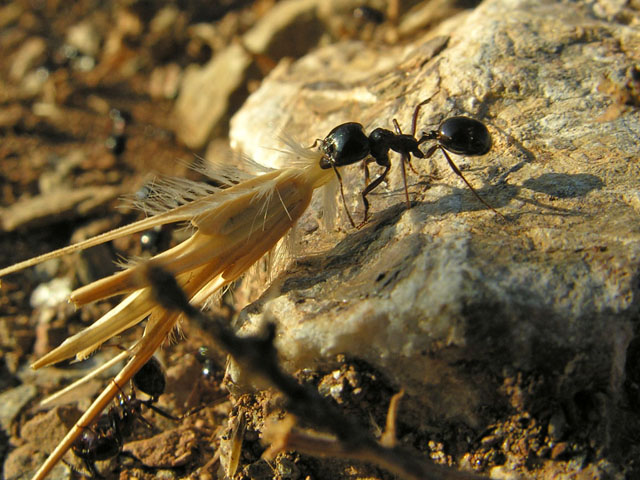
left=521, top=173, right=603, bottom=199
left=364, top=164, right=603, bottom=222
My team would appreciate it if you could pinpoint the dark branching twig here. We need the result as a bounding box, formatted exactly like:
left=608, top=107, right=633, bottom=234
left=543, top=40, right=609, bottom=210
left=145, top=263, right=483, bottom=480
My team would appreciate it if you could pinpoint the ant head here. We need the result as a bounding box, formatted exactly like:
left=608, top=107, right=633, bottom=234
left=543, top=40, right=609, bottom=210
left=436, top=116, right=492, bottom=156
left=319, top=122, right=370, bottom=169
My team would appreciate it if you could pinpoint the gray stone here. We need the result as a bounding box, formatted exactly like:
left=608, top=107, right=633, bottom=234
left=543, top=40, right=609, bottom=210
left=0, top=383, right=36, bottom=431
left=229, top=0, right=640, bottom=447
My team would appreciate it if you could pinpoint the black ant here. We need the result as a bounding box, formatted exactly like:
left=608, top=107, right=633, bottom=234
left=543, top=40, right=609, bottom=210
left=317, top=100, right=504, bottom=227
left=71, top=396, right=128, bottom=478
left=105, top=108, right=128, bottom=156
left=196, top=346, right=217, bottom=381
left=71, top=357, right=180, bottom=478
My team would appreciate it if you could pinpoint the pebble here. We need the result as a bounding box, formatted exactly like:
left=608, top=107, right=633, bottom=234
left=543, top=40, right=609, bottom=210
left=547, top=410, right=567, bottom=442
left=124, top=426, right=197, bottom=467
left=174, top=0, right=325, bottom=150
left=0, top=383, right=37, bottom=431
left=30, top=277, right=72, bottom=309
left=9, top=37, right=46, bottom=81
left=65, top=21, right=102, bottom=57
left=173, top=43, right=252, bottom=149
left=0, top=185, right=121, bottom=232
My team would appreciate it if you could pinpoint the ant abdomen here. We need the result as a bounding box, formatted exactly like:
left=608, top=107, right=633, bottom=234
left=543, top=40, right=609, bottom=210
left=431, top=116, right=492, bottom=156
left=72, top=409, right=123, bottom=477
left=132, top=356, right=166, bottom=402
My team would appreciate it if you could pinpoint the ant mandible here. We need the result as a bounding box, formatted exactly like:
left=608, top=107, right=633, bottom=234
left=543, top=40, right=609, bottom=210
left=317, top=100, right=505, bottom=227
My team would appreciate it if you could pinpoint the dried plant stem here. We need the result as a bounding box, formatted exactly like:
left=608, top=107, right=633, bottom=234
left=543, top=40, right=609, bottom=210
left=23, top=162, right=334, bottom=480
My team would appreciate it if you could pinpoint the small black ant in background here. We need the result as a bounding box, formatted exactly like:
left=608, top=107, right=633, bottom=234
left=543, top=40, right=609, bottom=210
left=71, top=401, right=125, bottom=478
left=140, top=225, right=167, bottom=254
left=317, top=100, right=505, bottom=226
left=105, top=108, right=128, bottom=156
left=353, top=5, right=385, bottom=24
left=71, top=355, right=226, bottom=477
left=71, top=357, right=180, bottom=478
left=196, top=346, right=217, bottom=382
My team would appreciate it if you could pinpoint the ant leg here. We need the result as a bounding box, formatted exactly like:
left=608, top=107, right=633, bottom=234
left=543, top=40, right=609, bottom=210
left=423, top=144, right=438, bottom=159
left=391, top=119, right=413, bottom=207
left=180, top=393, right=228, bottom=418
left=144, top=402, right=180, bottom=421
left=331, top=164, right=356, bottom=228
left=399, top=155, right=410, bottom=207
left=363, top=158, right=372, bottom=186
left=84, top=459, right=104, bottom=479
left=357, top=163, right=391, bottom=228
left=396, top=113, right=424, bottom=176
left=439, top=147, right=506, bottom=219
left=410, top=99, right=430, bottom=137
left=392, top=118, right=402, bottom=135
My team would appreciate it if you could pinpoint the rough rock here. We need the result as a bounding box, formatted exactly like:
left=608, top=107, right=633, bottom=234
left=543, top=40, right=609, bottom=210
left=230, top=35, right=449, bottom=168
left=19, top=405, right=81, bottom=444
left=229, top=0, right=640, bottom=465
left=4, top=405, right=81, bottom=480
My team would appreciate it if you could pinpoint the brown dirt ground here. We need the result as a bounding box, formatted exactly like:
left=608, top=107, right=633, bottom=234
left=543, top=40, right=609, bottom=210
left=0, top=2, right=638, bottom=480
